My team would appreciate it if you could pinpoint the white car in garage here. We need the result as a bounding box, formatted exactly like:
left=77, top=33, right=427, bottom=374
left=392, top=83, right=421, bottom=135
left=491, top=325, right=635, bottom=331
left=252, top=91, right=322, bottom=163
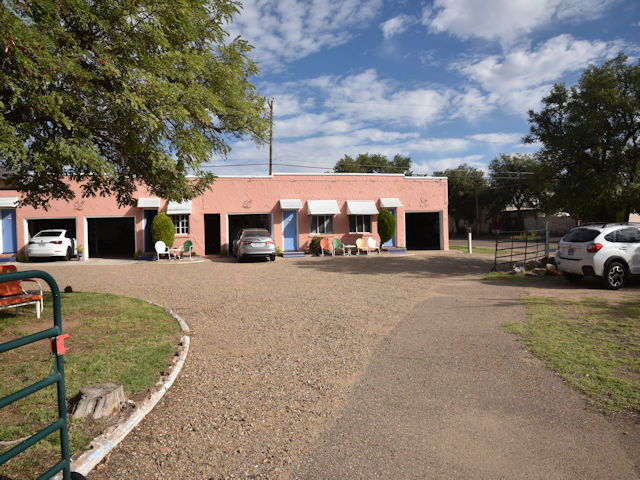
left=27, top=229, right=77, bottom=261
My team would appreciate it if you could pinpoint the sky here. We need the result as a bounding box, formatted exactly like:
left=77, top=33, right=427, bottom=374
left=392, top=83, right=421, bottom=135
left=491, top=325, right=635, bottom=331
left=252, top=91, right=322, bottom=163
left=206, top=0, right=640, bottom=177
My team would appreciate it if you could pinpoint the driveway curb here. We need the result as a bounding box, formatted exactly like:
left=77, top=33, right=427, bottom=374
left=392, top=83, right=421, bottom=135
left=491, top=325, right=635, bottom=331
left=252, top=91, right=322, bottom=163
left=55, top=303, right=190, bottom=478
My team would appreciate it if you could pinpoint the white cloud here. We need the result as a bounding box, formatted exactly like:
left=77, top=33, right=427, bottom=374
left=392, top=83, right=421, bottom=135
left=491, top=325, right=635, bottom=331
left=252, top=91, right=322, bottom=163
left=468, top=133, right=522, bottom=145
left=380, top=14, right=415, bottom=39
left=413, top=155, right=486, bottom=174
left=229, top=0, right=383, bottom=68
left=423, top=0, right=615, bottom=44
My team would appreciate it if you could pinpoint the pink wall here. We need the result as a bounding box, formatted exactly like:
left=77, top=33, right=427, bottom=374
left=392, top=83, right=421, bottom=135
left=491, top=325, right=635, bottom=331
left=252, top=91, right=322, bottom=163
left=3, top=174, right=448, bottom=258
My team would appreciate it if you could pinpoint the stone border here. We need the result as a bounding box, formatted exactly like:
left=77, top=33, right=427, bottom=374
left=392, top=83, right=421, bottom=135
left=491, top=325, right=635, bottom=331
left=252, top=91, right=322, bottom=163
left=55, top=304, right=190, bottom=478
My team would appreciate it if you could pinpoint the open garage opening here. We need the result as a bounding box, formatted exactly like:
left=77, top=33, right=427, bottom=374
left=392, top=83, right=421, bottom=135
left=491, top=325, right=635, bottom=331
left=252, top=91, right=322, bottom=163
left=27, top=218, right=77, bottom=239
left=227, top=214, right=271, bottom=249
left=87, top=217, right=135, bottom=259
left=405, top=212, right=441, bottom=250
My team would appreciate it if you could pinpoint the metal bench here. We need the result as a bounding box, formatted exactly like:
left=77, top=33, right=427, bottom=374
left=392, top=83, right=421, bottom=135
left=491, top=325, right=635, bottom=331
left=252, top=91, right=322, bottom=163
left=0, top=265, right=43, bottom=318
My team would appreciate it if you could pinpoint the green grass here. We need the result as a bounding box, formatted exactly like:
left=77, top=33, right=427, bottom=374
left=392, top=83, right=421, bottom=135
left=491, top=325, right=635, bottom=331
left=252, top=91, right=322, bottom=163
left=0, top=292, right=182, bottom=478
left=450, top=245, right=496, bottom=254
left=505, top=296, right=640, bottom=414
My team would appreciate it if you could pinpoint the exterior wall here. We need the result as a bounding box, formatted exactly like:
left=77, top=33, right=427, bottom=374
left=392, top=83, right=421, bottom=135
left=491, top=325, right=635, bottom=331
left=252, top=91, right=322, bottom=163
left=1, top=173, right=448, bottom=258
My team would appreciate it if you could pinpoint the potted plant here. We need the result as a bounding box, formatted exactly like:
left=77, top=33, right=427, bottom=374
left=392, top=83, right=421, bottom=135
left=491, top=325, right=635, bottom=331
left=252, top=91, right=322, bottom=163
left=76, top=246, right=84, bottom=261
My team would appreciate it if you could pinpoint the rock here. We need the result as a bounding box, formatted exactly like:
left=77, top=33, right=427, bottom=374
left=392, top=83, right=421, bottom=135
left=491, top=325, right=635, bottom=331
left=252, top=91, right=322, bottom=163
left=72, top=383, right=126, bottom=419
left=532, top=267, right=546, bottom=276
left=511, top=266, right=525, bottom=274
left=524, top=260, right=538, bottom=270
left=546, top=264, right=558, bottom=274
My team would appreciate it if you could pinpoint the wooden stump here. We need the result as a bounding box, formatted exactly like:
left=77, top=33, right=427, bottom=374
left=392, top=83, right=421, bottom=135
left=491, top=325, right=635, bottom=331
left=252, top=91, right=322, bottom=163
left=72, top=383, right=125, bottom=419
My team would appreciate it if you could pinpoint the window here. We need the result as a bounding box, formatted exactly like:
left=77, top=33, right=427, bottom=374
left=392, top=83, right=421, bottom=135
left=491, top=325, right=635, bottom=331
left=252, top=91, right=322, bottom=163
left=171, top=215, right=190, bottom=235
left=562, top=228, right=599, bottom=243
left=310, top=215, right=333, bottom=234
left=349, top=215, right=371, bottom=233
left=605, top=227, right=640, bottom=243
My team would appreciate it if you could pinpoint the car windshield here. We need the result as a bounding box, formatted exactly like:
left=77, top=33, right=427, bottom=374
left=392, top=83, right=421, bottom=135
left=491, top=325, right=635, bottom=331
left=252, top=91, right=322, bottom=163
left=562, top=228, right=600, bottom=243
left=33, top=230, right=63, bottom=238
left=244, top=231, right=270, bottom=238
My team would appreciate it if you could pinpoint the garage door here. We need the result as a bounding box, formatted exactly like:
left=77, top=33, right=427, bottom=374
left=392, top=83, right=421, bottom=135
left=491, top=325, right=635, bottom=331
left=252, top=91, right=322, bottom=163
left=87, top=217, right=135, bottom=258
left=405, top=212, right=441, bottom=250
left=228, top=214, right=271, bottom=247
left=28, top=218, right=77, bottom=239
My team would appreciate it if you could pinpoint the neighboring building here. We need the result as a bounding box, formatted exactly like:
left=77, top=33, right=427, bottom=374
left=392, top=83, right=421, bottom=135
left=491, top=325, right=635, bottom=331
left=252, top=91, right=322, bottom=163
left=0, top=173, right=449, bottom=260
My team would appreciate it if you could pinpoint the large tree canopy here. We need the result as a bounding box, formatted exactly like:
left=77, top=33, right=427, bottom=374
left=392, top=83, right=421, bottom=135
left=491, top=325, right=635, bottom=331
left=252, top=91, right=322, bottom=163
left=333, top=153, right=412, bottom=175
left=525, top=54, right=640, bottom=221
left=0, top=0, right=268, bottom=207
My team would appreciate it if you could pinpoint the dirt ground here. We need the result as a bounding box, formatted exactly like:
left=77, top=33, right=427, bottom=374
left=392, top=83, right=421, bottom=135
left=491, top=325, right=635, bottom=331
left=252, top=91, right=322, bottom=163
left=11, top=251, right=639, bottom=479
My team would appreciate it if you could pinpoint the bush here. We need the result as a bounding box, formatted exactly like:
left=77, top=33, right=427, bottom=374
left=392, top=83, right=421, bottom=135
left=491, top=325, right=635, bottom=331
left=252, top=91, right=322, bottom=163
left=377, top=209, right=396, bottom=245
left=133, top=251, right=141, bottom=260
left=16, top=253, right=26, bottom=263
left=309, top=237, right=323, bottom=256
left=220, top=247, right=228, bottom=257
left=151, top=212, right=175, bottom=248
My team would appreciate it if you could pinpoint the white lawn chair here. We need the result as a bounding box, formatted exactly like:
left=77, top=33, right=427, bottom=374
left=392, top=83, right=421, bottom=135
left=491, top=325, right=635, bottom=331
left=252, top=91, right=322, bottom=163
left=367, top=237, right=381, bottom=254
left=155, top=240, right=173, bottom=260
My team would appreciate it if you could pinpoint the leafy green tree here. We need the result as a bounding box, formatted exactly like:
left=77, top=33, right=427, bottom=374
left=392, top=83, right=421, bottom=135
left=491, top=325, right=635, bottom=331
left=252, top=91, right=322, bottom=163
left=525, top=54, right=640, bottom=221
left=151, top=213, right=175, bottom=248
left=487, top=154, right=541, bottom=229
left=433, top=164, right=487, bottom=234
left=377, top=209, right=396, bottom=245
left=0, top=0, right=268, bottom=208
left=334, top=153, right=412, bottom=175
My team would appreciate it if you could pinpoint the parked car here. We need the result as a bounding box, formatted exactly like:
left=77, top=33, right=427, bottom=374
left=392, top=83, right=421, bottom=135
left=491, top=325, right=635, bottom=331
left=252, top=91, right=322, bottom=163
left=27, top=229, right=77, bottom=261
left=232, top=228, right=276, bottom=262
left=555, top=223, right=640, bottom=289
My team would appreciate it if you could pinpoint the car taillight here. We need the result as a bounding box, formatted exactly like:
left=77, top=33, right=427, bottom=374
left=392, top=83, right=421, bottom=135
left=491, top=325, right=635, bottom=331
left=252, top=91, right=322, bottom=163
left=265, top=240, right=274, bottom=244
left=49, top=240, right=63, bottom=244
left=241, top=240, right=252, bottom=244
left=587, top=243, right=603, bottom=253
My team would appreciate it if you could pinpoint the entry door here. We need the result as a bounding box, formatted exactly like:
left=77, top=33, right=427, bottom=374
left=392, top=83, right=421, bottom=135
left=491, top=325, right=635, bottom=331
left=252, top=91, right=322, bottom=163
left=1, top=209, right=17, bottom=254
left=383, top=208, right=396, bottom=247
left=282, top=210, right=298, bottom=251
left=143, top=210, right=157, bottom=252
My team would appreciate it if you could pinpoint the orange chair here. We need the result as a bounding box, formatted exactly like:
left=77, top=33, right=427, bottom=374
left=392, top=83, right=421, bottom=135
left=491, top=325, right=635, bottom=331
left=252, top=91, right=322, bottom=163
left=319, top=238, right=330, bottom=256
left=0, top=265, right=44, bottom=318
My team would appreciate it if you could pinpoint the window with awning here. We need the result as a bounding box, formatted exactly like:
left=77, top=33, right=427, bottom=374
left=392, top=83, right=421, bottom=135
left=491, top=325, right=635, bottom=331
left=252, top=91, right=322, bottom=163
left=166, top=200, right=192, bottom=215
left=346, top=200, right=379, bottom=215
left=0, top=197, right=18, bottom=208
left=136, top=197, right=161, bottom=208
left=307, top=200, right=340, bottom=215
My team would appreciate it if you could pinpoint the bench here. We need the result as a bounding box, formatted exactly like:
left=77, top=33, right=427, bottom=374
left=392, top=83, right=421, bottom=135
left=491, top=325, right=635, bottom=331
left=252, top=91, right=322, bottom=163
left=0, top=265, right=44, bottom=319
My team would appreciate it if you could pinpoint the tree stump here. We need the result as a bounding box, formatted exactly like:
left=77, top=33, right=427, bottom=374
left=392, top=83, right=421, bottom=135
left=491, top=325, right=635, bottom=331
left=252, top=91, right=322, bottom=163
left=72, top=383, right=125, bottom=419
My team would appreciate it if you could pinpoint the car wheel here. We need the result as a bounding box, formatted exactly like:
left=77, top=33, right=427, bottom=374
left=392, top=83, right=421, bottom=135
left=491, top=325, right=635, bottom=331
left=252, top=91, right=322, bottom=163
left=64, top=247, right=72, bottom=261
left=603, top=261, right=626, bottom=290
left=562, top=272, right=583, bottom=283
left=270, top=254, right=276, bottom=261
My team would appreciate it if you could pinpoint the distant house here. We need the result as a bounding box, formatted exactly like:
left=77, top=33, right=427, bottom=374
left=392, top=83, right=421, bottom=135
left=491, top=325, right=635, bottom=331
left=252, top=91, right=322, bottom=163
left=0, top=173, right=449, bottom=259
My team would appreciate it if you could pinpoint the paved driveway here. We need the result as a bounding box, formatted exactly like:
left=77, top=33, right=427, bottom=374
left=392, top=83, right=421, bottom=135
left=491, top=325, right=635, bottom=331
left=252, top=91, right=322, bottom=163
left=23, top=252, right=639, bottom=479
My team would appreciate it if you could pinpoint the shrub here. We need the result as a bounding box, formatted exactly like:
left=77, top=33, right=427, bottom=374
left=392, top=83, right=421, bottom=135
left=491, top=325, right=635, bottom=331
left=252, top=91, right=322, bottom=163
left=276, top=247, right=283, bottom=256
left=16, top=253, right=26, bottom=263
left=220, top=247, right=228, bottom=257
left=133, top=251, right=141, bottom=260
left=309, top=237, right=323, bottom=255
left=377, top=209, right=396, bottom=245
left=151, top=212, right=175, bottom=248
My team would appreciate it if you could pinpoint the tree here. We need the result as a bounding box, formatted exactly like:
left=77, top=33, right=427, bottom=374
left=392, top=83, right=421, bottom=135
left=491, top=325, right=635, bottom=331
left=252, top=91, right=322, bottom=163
left=334, top=153, right=412, bottom=175
left=525, top=54, right=640, bottom=221
left=151, top=213, right=175, bottom=248
left=488, top=154, right=541, bottom=229
left=433, top=164, right=487, bottom=234
left=0, top=0, right=268, bottom=208
left=377, top=209, right=396, bottom=245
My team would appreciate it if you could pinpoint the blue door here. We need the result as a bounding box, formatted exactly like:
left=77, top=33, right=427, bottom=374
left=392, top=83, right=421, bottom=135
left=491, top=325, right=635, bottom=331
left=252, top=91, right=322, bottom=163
left=383, top=208, right=396, bottom=247
left=283, top=210, right=297, bottom=251
left=143, top=210, right=157, bottom=252
left=1, top=209, right=17, bottom=253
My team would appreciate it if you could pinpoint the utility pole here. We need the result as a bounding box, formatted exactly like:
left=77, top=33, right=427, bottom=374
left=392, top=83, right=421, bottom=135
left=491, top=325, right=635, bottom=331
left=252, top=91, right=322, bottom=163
left=268, top=98, right=273, bottom=176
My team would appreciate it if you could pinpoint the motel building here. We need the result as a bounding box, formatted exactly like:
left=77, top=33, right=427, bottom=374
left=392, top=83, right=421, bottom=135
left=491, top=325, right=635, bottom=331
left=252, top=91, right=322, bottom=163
left=0, top=173, right=448, bottom=260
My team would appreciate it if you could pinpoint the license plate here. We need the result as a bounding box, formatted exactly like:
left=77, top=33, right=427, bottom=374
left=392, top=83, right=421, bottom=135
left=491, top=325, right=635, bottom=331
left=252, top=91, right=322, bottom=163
left=568, top=247, right=575, bottom=256
left=252, top=242, right=265, bottom=247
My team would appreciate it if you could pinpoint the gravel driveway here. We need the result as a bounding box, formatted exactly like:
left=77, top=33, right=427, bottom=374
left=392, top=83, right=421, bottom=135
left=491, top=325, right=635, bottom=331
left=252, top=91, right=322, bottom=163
left=20, top=252, right=639, bottom=479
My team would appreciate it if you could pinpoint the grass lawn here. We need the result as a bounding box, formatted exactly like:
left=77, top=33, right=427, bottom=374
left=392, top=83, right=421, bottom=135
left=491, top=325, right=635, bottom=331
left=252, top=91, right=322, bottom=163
left=0, top=292, right=182, bottom=479
left=505, top=296, right=640, bottom=414
left=449, top=245, right=496, bottom=255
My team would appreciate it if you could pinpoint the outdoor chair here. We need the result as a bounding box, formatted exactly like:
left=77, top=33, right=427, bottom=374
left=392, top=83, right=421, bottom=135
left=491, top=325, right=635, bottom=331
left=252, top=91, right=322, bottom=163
left=355, top=238, right=367, bottom=255
left=181, top=240, right=194, bottom=260
left=331, top=238, right=345, bottom=256
left=319, top=238, right=330, bottom=256
left=155, top=241, right=173, bottom=260
left=0, top=265, right=44, bottom=318
left=367, top=237, right=381, bottom=254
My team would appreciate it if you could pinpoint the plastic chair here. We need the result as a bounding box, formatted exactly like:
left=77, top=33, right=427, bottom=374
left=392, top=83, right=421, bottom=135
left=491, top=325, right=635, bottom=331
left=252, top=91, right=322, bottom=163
left=319, top=238, right=330, bottom=256
left=355, top=238, right=367, bottom=255
left=331, top=238, right=345, bottom=256
left=367, top=237, right=381, bottom=254
left=155, top=240, right=173, bottom=260
left=182, top=240, right=193, bottom=260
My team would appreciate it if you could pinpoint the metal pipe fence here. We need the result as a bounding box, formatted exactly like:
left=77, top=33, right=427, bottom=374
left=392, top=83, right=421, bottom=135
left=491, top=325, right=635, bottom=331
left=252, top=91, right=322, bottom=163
left=492, top=228, right=549, bottom=271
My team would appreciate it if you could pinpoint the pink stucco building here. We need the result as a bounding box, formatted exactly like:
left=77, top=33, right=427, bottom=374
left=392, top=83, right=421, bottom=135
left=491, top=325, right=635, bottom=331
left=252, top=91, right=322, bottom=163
left=0, top=173, right=448, bottom=259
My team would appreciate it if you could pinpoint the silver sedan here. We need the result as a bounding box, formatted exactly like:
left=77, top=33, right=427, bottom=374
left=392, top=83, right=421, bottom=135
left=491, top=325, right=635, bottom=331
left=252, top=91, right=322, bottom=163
left=232, top=228, right=277, bottom=262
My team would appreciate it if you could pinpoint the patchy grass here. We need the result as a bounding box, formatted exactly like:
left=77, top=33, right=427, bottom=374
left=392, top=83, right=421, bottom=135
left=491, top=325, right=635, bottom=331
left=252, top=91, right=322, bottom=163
left=0, top=292, right=182, bottom=479
left=505, top=296, right=640, bottom=414
left=482, top=271, right=564, bottom=285
left=450, top=245, right=496, bottom=254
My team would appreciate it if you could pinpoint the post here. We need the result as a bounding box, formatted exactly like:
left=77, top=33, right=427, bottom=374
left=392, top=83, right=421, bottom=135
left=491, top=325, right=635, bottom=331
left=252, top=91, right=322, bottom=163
left=268, top=98, right=273, bottom=176
left=467, top=227, right=472, bottom=254
left=545, top=221, right=550, bottom=259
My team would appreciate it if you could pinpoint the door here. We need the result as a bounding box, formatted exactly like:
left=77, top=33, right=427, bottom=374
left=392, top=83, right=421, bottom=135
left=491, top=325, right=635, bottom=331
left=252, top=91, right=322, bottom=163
left=143, top=210, right=157, bottom=252
left=1, top=209, right=17, bottom=253
left=204, top=214, right=221, bottom=254
left=283, top=210, right=297, bottom=251
left=383, top=208, right=396, bottom=247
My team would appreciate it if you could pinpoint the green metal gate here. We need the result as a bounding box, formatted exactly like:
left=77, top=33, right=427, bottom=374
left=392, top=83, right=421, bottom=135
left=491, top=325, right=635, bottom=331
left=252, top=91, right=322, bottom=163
left=0, top=270, right=85, bottom=480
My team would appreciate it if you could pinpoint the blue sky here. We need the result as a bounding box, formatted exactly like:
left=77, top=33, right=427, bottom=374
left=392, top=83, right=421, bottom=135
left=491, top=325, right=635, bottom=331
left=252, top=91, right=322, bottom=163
left=208, top=0, right=640, bottom=176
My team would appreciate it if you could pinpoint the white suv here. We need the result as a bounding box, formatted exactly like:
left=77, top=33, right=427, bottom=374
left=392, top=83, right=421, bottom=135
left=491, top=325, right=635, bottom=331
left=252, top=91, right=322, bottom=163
left=555, top=223, right=640, bottom=289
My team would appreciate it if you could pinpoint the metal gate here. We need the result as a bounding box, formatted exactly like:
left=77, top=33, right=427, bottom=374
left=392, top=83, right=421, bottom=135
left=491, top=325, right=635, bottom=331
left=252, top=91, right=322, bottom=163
left=492, top=228, right=548, bottom=271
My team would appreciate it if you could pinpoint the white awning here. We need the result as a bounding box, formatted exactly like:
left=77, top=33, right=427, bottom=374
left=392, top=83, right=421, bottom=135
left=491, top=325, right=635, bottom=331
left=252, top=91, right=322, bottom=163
left=307, top=200, right=340, bottom=215
left=0, top=197, right=18, bottom=208
left=136, top=197, right=161, bottom=208
left=346, top=200, right=379, bottom=215
left=279, top=199, right=303, bottom=210
left=380, top=197, right=403, bottom=208
left=166, top=200, right=192, bottom=215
